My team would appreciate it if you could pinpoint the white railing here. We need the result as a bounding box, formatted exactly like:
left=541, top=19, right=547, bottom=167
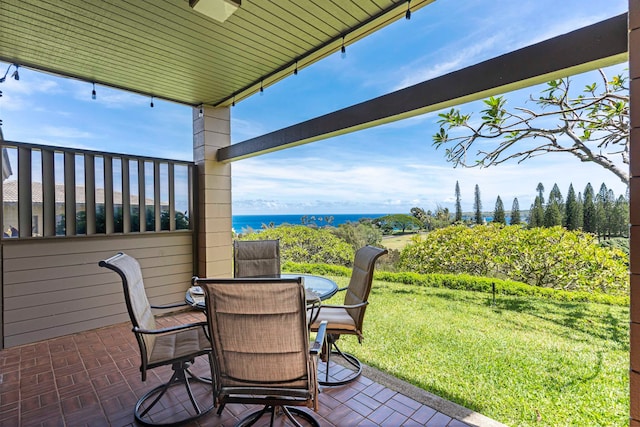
left=0, top=141, right=194, bottom=238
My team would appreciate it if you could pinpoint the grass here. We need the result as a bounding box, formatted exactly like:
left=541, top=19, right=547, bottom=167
left=380, top=232, right=421, bottom=251
left=324, top=276, right=628, bottom=427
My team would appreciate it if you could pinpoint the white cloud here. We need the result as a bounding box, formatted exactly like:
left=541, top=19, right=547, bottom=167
left=231, top=117, right=268, bottom=142
left=393, top=35, right=501, bottom=91
left=233, top=150, right=627, bottom=215
left=42, top=126, right=93, bottom=139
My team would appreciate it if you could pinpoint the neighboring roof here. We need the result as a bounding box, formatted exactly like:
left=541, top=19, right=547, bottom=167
left=2, top=180, right=148, bottom=205
left=0, top=0, right=433, bottom=108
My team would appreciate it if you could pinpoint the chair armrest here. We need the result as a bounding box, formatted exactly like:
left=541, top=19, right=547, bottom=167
left=310, top=321, right=327, bottom=356
left=316, top=301, right=368, bottom=310
left=306, top=296, right=322, bottom=327
left=134, top=321, right=208, bottom=335
left=150, top=302, right=189, bottom=310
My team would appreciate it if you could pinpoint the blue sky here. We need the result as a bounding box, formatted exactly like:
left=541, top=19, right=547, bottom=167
left=0, top=0, right=629, bottom=215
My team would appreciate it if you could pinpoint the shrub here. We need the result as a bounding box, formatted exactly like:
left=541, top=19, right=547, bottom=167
left=241, top=225, right=354, bottom=266
left=283, top=262, right=628, bottom=306
left=600, top=237, right=629, bottom=257
left=283, top=261, right=351, bottom=277
left=328, top=222, right=383, bottom=252
left=399, top=224, right=629, bottom=295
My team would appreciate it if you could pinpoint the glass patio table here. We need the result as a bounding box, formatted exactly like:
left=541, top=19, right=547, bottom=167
left=185, top=273, right=339, bottom=309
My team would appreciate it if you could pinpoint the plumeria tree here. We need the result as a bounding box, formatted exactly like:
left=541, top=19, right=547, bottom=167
left=433, top=70, right=629, bottom=184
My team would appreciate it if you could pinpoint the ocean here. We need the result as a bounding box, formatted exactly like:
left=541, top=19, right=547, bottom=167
left=232, top=213, right=387, bottom=233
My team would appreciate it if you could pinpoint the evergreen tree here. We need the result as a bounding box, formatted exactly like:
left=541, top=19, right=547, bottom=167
left=544, top=184, right=563, bottom=227
left=612, top=194, right=629, bottom=237
left=607, top=189, right=616, bottom=233
left=543, top=202, right=562, bottom=227
left=583, top=183, right=597, bottom=233
left=529, top=196, right=544, bottom=228
left=548, top=184, right=564, bottom=210
left=596, top=183, right=611, bottom=239
left=473, top=184, right=483, bottom=225
left=576, top=191, right=584, bottom=230
left=564, top=184, right=580, bottom=230
left=536, top=183, right=545, bottom=204
left=493, top=196, right=506, bottom=224
left=455, top=181, right=463, bottom=222
left=510, top=198, right=521, bottom=225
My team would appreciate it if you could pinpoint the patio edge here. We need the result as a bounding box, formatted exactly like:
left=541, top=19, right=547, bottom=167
left=359, top=364, right=509, bottom=427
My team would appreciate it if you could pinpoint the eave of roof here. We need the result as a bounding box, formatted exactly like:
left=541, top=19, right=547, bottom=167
left=0, top=0, right=434, bottom=108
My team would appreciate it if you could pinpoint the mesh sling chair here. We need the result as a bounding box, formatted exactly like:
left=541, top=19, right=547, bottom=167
left=233, top=239, right=281, bottom=278
left=99, top=252, right=214, bottom=426
left=194, top=276, right=327, bottom=427
left=310, top=245, right=387, bottom=386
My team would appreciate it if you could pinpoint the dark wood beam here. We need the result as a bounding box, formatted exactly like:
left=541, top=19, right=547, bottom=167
left=218, top=13, right=628, bottom=162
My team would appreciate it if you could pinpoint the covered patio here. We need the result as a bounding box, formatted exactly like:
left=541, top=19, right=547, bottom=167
left=0, top=0, right=639, bottom=425
left=0, top=310, right=498, bottom=427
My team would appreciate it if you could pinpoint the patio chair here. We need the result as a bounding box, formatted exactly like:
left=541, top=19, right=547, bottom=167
left=310, top=245, right=387, bottom=386
left=99, top=252, right=213, bottom=426
left=233, top=239, right=281, bottom=278
left=194, top=276, right=327, bottom=427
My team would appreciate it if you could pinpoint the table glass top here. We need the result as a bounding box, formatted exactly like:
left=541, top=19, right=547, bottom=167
left=281, top=273, right=338, bottom=300
left=185, top=273, right=338, bottom=308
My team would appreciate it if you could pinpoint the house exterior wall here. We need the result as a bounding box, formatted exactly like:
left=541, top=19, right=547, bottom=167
left=631, top=0, right=639, bottom=424
left=2, top=232, right=194, bottom=348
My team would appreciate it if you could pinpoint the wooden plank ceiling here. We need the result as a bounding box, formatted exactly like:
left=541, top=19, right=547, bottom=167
left=0, top=0, right=433, bottom=108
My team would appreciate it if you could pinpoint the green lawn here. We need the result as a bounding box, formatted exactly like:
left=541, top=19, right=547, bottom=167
left=381, top=232, right=421, bottom=251
left=326, top=277, right=628, bottom=427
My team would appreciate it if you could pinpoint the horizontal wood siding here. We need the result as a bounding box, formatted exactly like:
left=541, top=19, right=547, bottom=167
left=3, top=233, right=194, bottom=348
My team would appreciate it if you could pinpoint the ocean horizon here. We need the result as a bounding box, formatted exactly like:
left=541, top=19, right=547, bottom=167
left=232, top=213, right=388, bottom=233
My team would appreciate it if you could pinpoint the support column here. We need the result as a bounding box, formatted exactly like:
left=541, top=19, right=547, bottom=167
left=193, top=105, right=233, bottom=277
left=631, top=1, right=640, bottom=425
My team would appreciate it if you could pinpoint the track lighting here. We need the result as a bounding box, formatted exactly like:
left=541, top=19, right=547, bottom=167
left=92, top=83, right=96, bottom=100
left=405, top=0, right=411, bottom=20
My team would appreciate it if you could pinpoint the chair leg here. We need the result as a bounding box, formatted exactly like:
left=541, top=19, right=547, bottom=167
left=319, top=334, right=363, bottom=387
left=134, top=361, right=214, bottom=426
left=282, top=407, right=320, bottom=427
left=236, top=405, right=320, bottom=427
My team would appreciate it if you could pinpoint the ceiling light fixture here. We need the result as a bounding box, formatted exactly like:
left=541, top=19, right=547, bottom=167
left=198, top=105, right=204, bottom=117
left=341, top=36, right=347, bottom=59
left=91, top=83, right=96, bottom=100
left=189, top=0, right=240, bottom=22
left=150, top=96, right=154, bottom=108
left=405, top=0, right=411, bottom=20
left=260, top=80, right=264, bottom=95
left=294, top=60, right=298, bottom=75
left=232, top=95, right=236, bottom=107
